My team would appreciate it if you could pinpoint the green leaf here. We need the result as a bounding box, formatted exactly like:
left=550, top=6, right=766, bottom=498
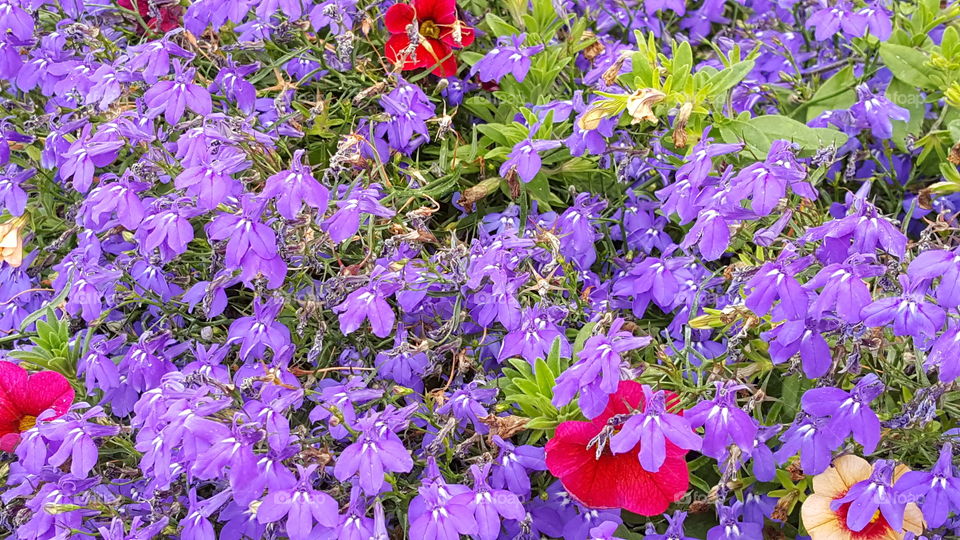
left=748, top=115, right=849, bottom=155
left=878, top=43, right=936, bottom=89
left=704, top=59, right=755, bottom=96
left=534, top=356, right=556, bottom=395
left=886, top=78, right=925, bottom=150
left=804, top=65, right=857, bottom=122
left=484, top=13, right=520, bottom=37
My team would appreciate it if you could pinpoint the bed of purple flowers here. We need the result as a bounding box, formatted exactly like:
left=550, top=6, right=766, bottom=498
left=1, top=0, right=960, bottom=538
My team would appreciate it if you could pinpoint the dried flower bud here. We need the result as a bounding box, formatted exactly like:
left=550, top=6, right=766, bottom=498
left=672, top=101, right=694, bottom=148
left=625, top=88, right=666, bottom=125
left=0, top=216, right=26, bottom=267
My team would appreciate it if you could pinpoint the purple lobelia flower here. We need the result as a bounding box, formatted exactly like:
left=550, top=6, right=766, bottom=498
left=323, top=184, right=396, bottom=243
left=210, top=59, right=258, bottom=114
left=926, top=322, right=960, bottom=383
left=807, top=1, right=867, bottom=40
left=143, top=60, right=212, bottom=125
left=609, top=385, right=702, bottom=473
left=774, top=413, right=843, bottom=475
left=498, top=306, right=569, bottom=364
left=831, top=459, right=906, bottom=533
left=707, top=501, right=763, bottom=540
left=450, top=463, right=526, bottom=540
left=728, top=140, right=813, bottom=216
left=261, top=149, right=330, bottom=219
left=805, top=256, right=883, bottom=323
left=136, top=198, right=200, bottom=262
left=645, top=511, right=698, bottom=540
left=257, top=464, right=340, bottom=540
left=801, top=373, right=885, bottom=453
left=907, top=248, right=960, bottom=309
left=59, top=125, right=124, bottom=193
left=310, top=0, right=358, bottom=34
left=227, top=297, right=291, bottom=360
left=490, top=436, right=546, bottom=498
left=334, top=410, right=414, bottom=495
left=0, top=165, right=32, bottom=216
left=499, top=136, right=563, bottom=184
left=857, top=2, right=892, bottom=40
left=470, top=34, right=544, bottom=83
left=743, top=253, right=813, bottom=320
left=764, top=318, right=834, bottom=378
left=206, top=195, right=279, bottom=269
left=804, top=197, right=907, bottom=263
left=126, top=36, right=194, bottom=83
left=377, top=80, right=435, bottom=154
left=408, top=482, right=479, bottom=540
left=861, top=275, right=946, bottom=339
left=850, top=84, right=910, bottom=139
left=552, top=318, right=652, bottom=419
left=333, top=272, right=400, bottom=338
left=174, top=148, right=247, bottom=210
left=896, top=444, right=960, bottom=528
left=686, top=382, right=758, bottom=459
left=0, top=0, right=33, bottom=40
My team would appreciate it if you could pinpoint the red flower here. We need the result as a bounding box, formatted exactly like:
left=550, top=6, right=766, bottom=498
left=118, top=0, right=183, bottom=33
left=383, top=0, right=475, bottom=77
left=545, top=380, right=690, bottom=516
left=0, top=362, right=75, bottom=452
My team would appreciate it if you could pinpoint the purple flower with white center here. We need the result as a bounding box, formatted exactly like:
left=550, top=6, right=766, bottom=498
left=0, top=0, right=33, bottom=40
left=680, top=208, right=731, bottom=261
left=744, top=254, right=813, bottom=320
left=850, top=84, right=911, bottom=139
left=609, top=385, right=702, bottom=473
left=308, top=377, right=383, bottom=437
left=22, top=406, right=120, bottom=477
left=896, top=444, right=960, bottom=528
left=334, top=411, right=414, bottom=495
left=861, top=275, right=946, bottom=339
left=59, top=126, right=124, bottom=193
left=333, top=275, right=400, bottom=338
left=500, top=136, right=563, bottom=184
left=261, top=149, right=330, bottom=219
left=210, top=59, right=258, bottom=114
left=322, top=184, right=396, bottom=243
left=557, top=193, right=606, bottom=270
left=143, top=60, right=213, bottom=125
left=470, top=34, right=544, bottom=83
left=686, top=381, right=758, bottom=459
left=136, top=199, right=199, bottom=262
left=257, top=464, right=340, bottom=540
left=310, top=0, right=357, bottom=34
left=764, top=318, right=833, bottom=378
left=774, top=413, right=843, bottom=475
left=707, top=501, right=763, bottom=540
left=645, top=511, right=697, bottom=540
left=831, top=459, right=905, bottom=532
left=85, top=64, right=123, bottom=110
left=728, top=140, right=812, bottom=216
left=450, top=463, right=526, bottom=540
left=490, top=436, right=546, bottom=497
left=336, top=487, right=376, bottom=540
left=498, top=306, right=569, bottom=364
left=858, top=2, right=892, bottom=40
left=408, top=483, right=479, bottom=540
left=926, top=322, right=960, bottom=383
left=127, top=37, right=194, bottom=83
left=81, top=172, right=150, bottom=231
left=807, top=1, right=868, bottom=41
left=553, top=318, right=652, bottom=419
left=174, top=149, right=248, bottom=210
left=376, top=79, right=436, bottom=154
left=907, top=248, right=960, bottom=308
left=805, top=257, right=883, bottom=322
left=0, top=165, right=31, bottom=216
left=436, top=381, right=498, bottom=433
left=206, top=195, right=279, bottom=269
left=801, top=373, right=885, bottom=453
left=227, top=297, right=291, bottom=360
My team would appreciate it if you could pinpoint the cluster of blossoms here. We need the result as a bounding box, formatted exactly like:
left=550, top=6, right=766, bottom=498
left=1, top=0, right=960, bottom=539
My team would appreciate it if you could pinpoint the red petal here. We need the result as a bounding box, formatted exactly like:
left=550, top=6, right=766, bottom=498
left=385, top=34, right=425, bottom=69
left=591, top=380, right=646, bottom=428
left=0, top=433, right=20, bottom=452
left=0, top=361, right=27, bottom=404
left=414, top=0, right=456, bottom=23
left=546, top=419, right=690, bottom=516
left=384, top=3, right=415, bottom=34
left=15, top=371, right=74, bottom=418
left=439, top=22, right=474, bottom=48
left=418, top=38, right=456, bottom=76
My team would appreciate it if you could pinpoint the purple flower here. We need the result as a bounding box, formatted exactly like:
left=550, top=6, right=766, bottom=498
left=861, top=275, right=946, bottom=339
left=0, top=166, right=31, bottom=217
left=408, top=483, right=478, bottom=540
left=805, top=258, right=883, bottom=323
left=174, top=149, right=247, bottom=210
left=499, top=137, right=563, bottom=183
left=609, top=385, right=702, bottom=472
left=850, top=84, right=910, bottom=139
left=127, top=37, right=194, bottom=83
left=926, top=322, right=960, bottom=383
left=907, top=248, right=960, bottom=309
left=807, top=1, right=867, bottom=41
left=334, top=411, right=414, bottom=495
left=552, top=318, right=652, bottom=419
left=858, top=2, right=892, bottom=40
left=645, top=511, right=697, bottom=540
left=728, top=140, right=813, bottom=216
left=210, top=59, right=258, bottom=114
left=322, top=184, right=395, bottom=243
left=451, top=463, right=526, bottom=540
left=470, top=34, right=544, bottom=83
left=206, top=196, right=279, bottom=269
left=896, top=444, right=960, bottom=528
left=59, top=126, right=124, bottom=193
left=707, top=501, right=763, bottom=540
left=801, top=373, right=885, bottom=453
left=686, top=382, right=758, bottom=459
left=143, top=60, right=213, bottom=125
left=744, top=255, right=813, bottom=320
left=227, top=297, right=291, bottom=360
left=498, top=306, right=569, bottom=364
left=490, top=436, right=546, bottom=497
left=831, top=460, right=905, bottom=532
left=333, top=275, right=400, bottom=338
left=261, top=149, right=330, bottom=219
left=764, top=318, right=833, bottom=378
left=774, top=413, right=842, bottom=475
left=257, top=465, right=340, bottom=540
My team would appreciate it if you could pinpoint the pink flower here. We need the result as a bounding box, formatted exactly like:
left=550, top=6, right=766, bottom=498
left=0, top=361, right=74, bottom=452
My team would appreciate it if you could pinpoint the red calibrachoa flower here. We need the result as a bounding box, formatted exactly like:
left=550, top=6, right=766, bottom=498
left=545, top=380, right=690, bottom=516
left=119, top=0, right=183, bottom=33
left=0, top=361, right=75, bottom=452
left=383, top=0, right=475, bottom=77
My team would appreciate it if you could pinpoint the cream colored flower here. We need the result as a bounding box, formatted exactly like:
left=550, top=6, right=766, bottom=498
left=801, top=455, right=924, bottom=540
left=625, top=88, right=666, bottom=125
left=0, top=216, right=26, bottom=268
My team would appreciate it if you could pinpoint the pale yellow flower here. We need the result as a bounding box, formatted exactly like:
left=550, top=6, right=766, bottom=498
left=801, top=455, right=924, bottom=540
left=0, top=216, right=26, bottom=268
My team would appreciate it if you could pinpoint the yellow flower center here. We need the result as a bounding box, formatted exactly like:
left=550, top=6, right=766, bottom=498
left=420, top=20, right=440, bottom=39
left=18, top=415, right=37, bottom=432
